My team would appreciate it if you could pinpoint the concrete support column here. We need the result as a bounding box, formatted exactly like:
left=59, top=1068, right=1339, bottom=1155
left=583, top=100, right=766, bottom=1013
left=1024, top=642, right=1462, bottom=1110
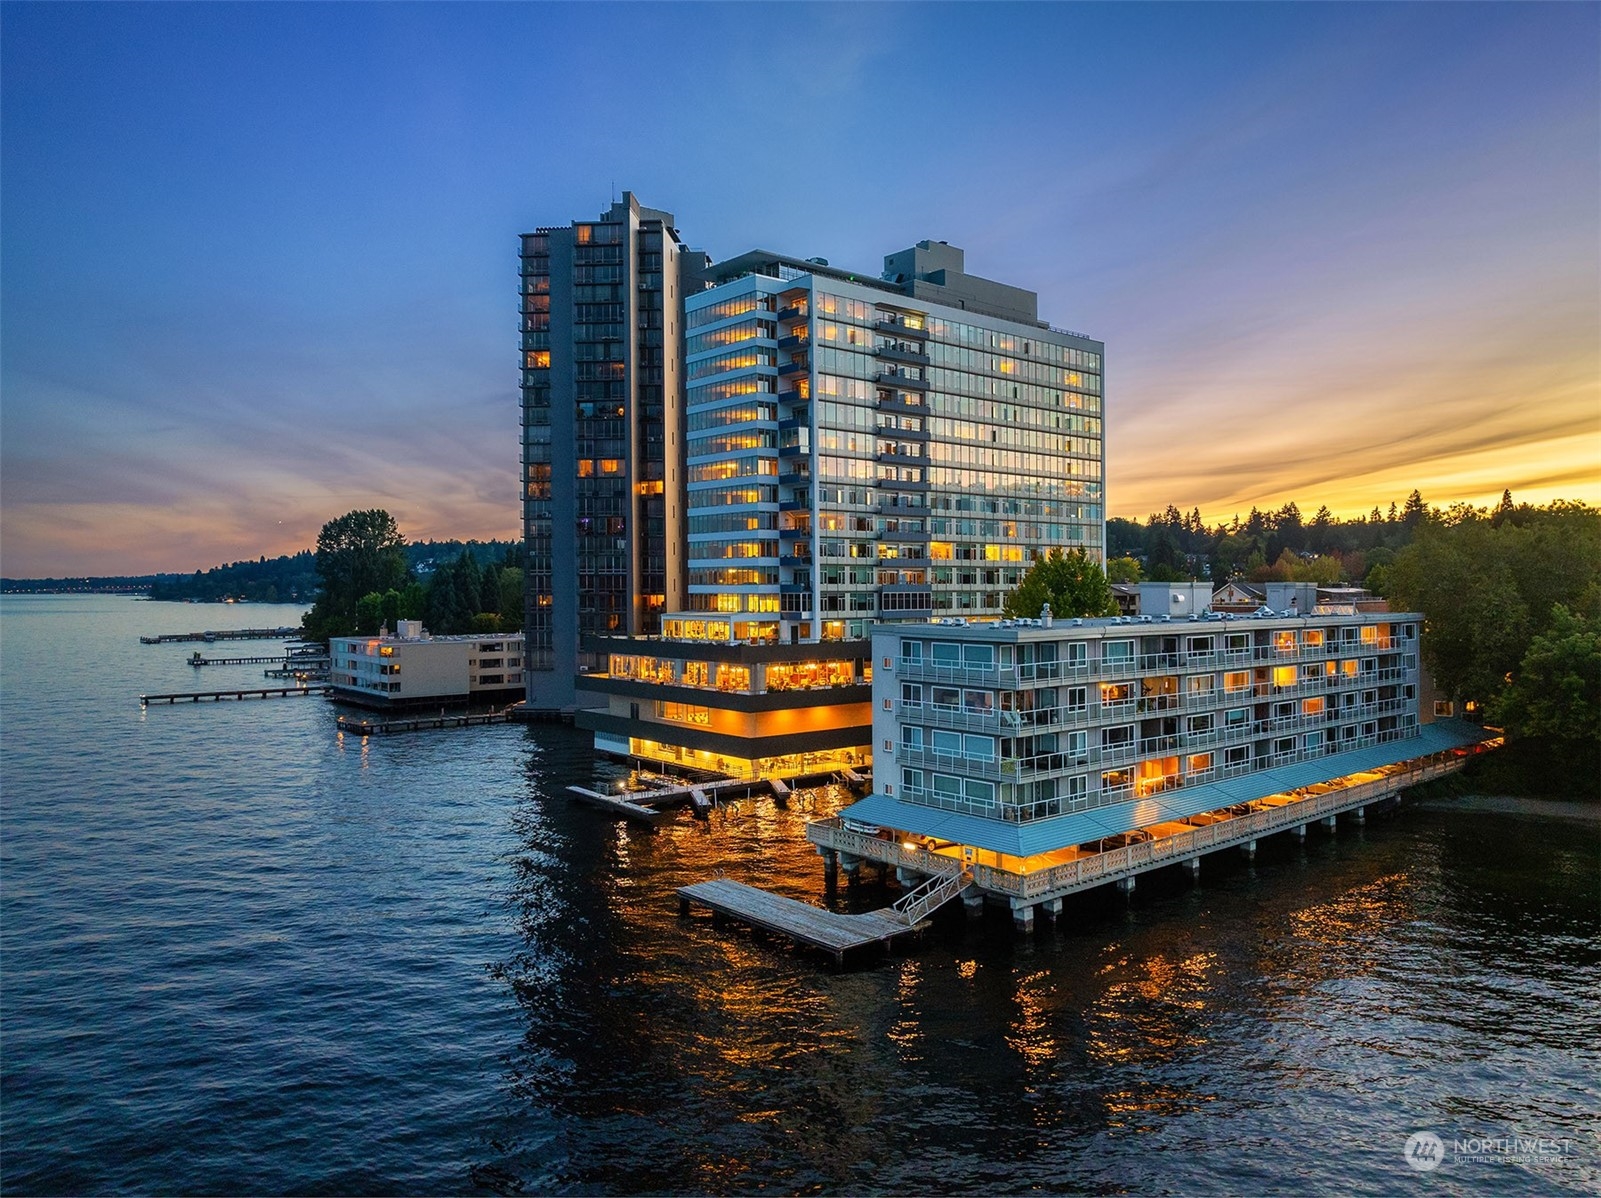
left=1116, top=875, right=1136, bottom=896
left=1295, top=824, right=1307, bottom=842
left=1041, top=898, right=1064, bottom=919
left=839, top=853, right=862, bottom=888
left=1241, top=839, right=1257, bottom=862
left=1012, top=902, right=1036, bottom=933
left=1322, top=815, right=1337, bottom=831
left=821, top=849, right=838, bottom=888
left=963, top=894, right=985, bottom=920
left=895, top=867, right=922, bottom=890
left=1186, top=857, right=1201, bottom=881
left=1355, top=806, right=1366, bottom=825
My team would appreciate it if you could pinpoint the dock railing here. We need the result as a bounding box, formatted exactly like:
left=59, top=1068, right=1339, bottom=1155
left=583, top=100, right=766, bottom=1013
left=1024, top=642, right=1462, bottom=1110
left=808, top=755, right=1470, bottom=904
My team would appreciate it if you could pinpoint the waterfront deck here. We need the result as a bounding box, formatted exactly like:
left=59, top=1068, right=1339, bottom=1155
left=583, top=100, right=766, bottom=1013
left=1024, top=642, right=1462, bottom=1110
left=567, top=786, right=672, bottom=824
left=677, top=878, right=916, bottom=964
left=808, top=746, right=1487, bottom=926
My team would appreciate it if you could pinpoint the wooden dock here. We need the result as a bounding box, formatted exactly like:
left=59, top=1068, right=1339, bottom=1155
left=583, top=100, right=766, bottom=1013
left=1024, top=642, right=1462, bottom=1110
left=677, top=878, right=918, bottom=964
left=140, top=627, right=301, bottom=644
left=141, top=686, right=330, bottom=705
left=566, top=774, right=775, bottom=818
left=335, top=710, right=510, bottom=736
left=189, top=653, right=330, bottom=667
left=567, top=786, right=672, bottom=824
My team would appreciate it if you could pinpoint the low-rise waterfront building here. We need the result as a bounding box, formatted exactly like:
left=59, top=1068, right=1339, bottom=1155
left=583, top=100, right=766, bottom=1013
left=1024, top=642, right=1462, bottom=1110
left=330, top=621, right=525, bottom=708
left=806, top=605, right=1496, bottom=927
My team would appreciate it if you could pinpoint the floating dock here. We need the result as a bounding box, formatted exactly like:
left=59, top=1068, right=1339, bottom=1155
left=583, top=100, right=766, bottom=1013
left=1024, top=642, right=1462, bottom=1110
left=140, top=627, right=302, bottom=644
left=677, top=878, right=918, bottom=964
left=141, top=686, right=330, bottom=705
left=567, top=786, right=672, bottom=824
left=335, top=710, right=510, bottom=736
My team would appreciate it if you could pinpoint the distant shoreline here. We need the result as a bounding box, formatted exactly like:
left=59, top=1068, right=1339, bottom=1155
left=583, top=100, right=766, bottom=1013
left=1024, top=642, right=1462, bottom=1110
left=1408, top=794, right=1599, bottom=822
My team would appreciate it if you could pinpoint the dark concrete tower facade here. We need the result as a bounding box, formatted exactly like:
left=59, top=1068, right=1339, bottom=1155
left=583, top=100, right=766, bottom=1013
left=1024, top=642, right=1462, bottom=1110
left=520, top=194, right=702, bottom=709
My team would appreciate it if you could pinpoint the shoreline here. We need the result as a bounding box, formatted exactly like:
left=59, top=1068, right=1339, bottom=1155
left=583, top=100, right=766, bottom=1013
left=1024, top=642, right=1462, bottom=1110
left=1408, top=793, right=1600, bottom=823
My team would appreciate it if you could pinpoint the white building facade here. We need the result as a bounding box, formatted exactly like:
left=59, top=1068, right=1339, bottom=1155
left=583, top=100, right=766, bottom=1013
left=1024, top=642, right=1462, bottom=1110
left=808, top=606, right=1496, bottom=927
left=330, top=622, right=525, bottom=708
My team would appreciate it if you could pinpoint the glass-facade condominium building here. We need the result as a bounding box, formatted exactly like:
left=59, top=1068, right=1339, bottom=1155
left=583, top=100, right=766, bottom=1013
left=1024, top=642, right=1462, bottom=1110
left=519, top=194, right=705, bottom=709
left=672, top=240, right=1104, bottom=646
left=573, top=238, right=1107, bottom=778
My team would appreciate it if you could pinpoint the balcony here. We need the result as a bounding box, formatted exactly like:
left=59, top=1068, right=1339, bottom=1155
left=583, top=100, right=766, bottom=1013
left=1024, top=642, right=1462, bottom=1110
left=874, top=342, right=930, bottom=366
left=776, top=304, right=807, bottom=321
left=874, top=317, right=928, bottom=340
left=778, top=334, right=809, bottom=352
left=875, top=370, right=928, bottom=390
left=779, top=360, right=809, bottom=377
left=877, top=390, right=925, bottom=410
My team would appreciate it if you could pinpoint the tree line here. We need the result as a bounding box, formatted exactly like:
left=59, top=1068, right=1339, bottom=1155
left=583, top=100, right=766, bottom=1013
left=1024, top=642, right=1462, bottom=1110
left=1012, top=495, right=1599, bottom=793
left=300, top=510, right=523, bottom=641
left=1107, top=489, right=1437, bottom=586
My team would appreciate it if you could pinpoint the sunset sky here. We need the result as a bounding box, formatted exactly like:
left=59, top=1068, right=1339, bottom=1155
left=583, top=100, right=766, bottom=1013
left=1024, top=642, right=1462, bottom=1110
left=3, top=3, right=1597, bottom=577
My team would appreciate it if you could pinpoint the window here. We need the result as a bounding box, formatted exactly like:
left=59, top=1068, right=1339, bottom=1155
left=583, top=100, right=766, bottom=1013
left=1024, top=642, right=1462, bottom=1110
left=1066, top=775, right=1088, bottom=801
left=901, top=726, right=924, bottom=752
left=1100, top=681, right=1133, bottom=705
left=965, top=734, right=995, bottom=760
left=930, top=685, right=960, bottom=708
left=1187, top=753, right=1213, bottom=774
left=901, top=639, right=923, bottom=664
left=1065, top=730, right=1088, bottom=760
left=1225, top=745, right=1249, bottom=765
left=1066, top=642, right=1088, bottom=669
left=1064, top=686, right=1087, bottom=712
left=1187, top=713, right=1214, bottom=734
left=1187, top=674, right=1214, bottom=696
left=1225, top=707, right=1248, bottom=727
left=1102, top=768, right=1132, bottom=792
left=931, top=729, right=962, bottom=754
left=1224, top=671, right=1250, bottom=693
left=901, top=767, right=923, bottom=790
left=1103, top=640, right=1134, bottom=666
left=1101, top=724, right=1134, bottom=750
left=1302, top=697, right=1326, bottom=715
left=965, top=778, right=995, bottom=805
left=1188, top=635, right=1214, bottom=655
left=1272, top=666, right=1297, bottom=687
left=901, top=683, right=923, bottom=706
left=1433, top=700, right=1455, bottom=717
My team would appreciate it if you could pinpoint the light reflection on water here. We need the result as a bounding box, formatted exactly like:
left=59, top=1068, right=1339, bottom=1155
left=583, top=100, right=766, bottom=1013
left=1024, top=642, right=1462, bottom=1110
left=2, top=597, right=1596, bottom=1196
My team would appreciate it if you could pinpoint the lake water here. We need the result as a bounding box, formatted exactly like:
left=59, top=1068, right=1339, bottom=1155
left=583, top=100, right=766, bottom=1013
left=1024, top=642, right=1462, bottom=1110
left=2, top=595, right=1596, bottom=1195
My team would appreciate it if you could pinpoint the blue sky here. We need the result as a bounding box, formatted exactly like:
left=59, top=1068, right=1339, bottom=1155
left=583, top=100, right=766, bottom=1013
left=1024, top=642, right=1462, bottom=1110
left=3, top=2, right=1597, bottom=575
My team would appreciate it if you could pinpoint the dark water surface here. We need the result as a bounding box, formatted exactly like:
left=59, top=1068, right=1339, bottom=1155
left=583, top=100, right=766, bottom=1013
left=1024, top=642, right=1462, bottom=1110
left=3, top=596, right=1597, bottom=1195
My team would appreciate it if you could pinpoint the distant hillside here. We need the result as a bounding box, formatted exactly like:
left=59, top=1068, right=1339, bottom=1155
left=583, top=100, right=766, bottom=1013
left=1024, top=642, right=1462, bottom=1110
left=3, top=539, right=522, bottom=601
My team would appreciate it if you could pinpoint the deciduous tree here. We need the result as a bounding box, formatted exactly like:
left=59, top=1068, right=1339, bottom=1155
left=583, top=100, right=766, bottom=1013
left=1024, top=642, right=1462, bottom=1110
left=1003, top=549, right=1117, bottom=619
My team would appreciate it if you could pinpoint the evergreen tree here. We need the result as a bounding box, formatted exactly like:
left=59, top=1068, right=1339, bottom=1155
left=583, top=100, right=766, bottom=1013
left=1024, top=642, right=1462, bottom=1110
left=1002, top=549, right=1117, bottom=619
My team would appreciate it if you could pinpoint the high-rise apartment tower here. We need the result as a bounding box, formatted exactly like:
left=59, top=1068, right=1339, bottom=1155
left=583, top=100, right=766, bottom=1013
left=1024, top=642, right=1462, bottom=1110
left=519, top=194, right=706, bottom=710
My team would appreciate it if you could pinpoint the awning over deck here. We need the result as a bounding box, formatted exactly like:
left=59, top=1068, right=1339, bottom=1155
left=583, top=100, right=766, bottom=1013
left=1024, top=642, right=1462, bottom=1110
left=837, top=719, right=1496, bottom=858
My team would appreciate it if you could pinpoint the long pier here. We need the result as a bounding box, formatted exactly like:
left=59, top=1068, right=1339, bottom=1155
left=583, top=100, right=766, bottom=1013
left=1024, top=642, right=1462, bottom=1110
left=335, top=710, right=510, bottom=736
left=141, top=686, right=330, bottom=705
left=140, top=627, right=301, bottom=644
left=188, top=653, right=330, bottom=667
